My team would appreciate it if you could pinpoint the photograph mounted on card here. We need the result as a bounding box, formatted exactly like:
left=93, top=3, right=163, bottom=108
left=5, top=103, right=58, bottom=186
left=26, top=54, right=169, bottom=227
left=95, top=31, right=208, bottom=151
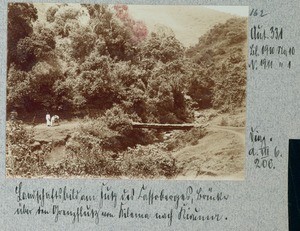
left=6, top=3, right=248, bottom=180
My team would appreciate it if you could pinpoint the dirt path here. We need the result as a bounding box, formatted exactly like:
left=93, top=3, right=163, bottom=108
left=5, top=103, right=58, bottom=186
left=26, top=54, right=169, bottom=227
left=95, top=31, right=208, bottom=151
left=209, top=125, right=245, bottom=143
left=173, top=125, right=245, bottom=180
left=26, top=121, right=81, bottom=165
left=26, top=121, right=80, bottom=143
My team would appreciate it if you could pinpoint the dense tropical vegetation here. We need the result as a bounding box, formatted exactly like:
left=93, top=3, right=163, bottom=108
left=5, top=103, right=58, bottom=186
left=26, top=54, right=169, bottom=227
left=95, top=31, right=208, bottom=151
left=6, top=3, right=247, bottom=178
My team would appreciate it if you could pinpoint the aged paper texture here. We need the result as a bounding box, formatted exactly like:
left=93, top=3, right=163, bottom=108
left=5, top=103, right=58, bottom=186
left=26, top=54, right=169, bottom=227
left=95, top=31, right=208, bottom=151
left=0, top=0, right=299, bottom=230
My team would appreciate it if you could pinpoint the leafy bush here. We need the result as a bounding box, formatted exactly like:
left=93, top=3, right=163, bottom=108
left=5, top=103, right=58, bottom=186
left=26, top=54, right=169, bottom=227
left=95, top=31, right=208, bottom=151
left=104, top=105, right=132, bottom=133
left=122, top=144, right=179, bottom=178
left=63, top=119, right=178, bottom=178
left=6, top=120, right=51, bottom=177
left=6, top=115, right=180, bottom=179
left=65, top=117, right=118, bottom=156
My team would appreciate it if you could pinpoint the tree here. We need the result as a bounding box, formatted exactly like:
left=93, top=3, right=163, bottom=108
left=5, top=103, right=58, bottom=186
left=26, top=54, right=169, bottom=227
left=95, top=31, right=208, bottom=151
left=145, top=59, right=192, bottom=123
left=186, top=66, right=214, bottom=109
left=69, top=26, right=97, bottom=63
left=7, top=3, right=60, bottom=111
left=83, top=4, right=136, bottom=61
left=49, top=5, right=83, bottom=38
left=113, top=4, right=148, bottom=44
left=53, top=4, right=149, bottom=111
left=16, top=24, right=56, bottom=70
left=7, top=3, right=38, bottom=68
left=45, top=5, right=59, bottom=23
left=138, top=26, right=184, bottom=63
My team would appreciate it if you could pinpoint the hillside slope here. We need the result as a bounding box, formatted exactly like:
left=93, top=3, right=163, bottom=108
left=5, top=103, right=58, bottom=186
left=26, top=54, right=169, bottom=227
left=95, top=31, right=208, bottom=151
left=174, top=124, right=245, bottom=180
left=186, top=17, right=247, bottom=111
left=128, top=5, right=237, bottom=47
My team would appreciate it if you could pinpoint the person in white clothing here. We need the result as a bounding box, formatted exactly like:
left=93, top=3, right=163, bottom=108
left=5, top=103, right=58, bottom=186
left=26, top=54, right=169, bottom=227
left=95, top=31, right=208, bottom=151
left=51, top=115, right=60, bottom=126
left=46, top=113, right=51, bottom=127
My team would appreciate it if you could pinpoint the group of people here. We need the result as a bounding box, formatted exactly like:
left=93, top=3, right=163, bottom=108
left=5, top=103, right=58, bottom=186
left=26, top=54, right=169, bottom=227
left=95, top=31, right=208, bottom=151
left=46, top=113, right=60, bottom=127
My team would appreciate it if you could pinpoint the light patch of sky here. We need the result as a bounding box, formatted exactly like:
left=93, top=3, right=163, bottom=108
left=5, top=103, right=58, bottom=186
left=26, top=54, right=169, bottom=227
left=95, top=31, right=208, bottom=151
left=203, top=6, right=249, bottom=17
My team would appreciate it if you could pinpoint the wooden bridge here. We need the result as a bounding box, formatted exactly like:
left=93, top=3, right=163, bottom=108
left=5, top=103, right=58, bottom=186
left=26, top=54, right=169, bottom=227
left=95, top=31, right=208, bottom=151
left=131, top=122, right=208, bottom=130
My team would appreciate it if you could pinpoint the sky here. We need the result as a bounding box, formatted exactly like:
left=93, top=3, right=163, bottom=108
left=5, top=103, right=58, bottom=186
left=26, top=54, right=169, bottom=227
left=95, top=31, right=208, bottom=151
left=203, top=6, right=249, bottom=17
left=127, top=5, right=248, bottom=46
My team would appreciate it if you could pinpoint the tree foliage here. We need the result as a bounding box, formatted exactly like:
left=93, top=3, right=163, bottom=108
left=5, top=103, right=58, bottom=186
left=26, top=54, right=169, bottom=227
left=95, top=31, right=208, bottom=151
left=186, top=18, right=247, bottom=110
left=113, top=4, right=148, bottom=44
left=7, top=3, right=38, bottom=68
left=7, top=3, right=247, bottom=120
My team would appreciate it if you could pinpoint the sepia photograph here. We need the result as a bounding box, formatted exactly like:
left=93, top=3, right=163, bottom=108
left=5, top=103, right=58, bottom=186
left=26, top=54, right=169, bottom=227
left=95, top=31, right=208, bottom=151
left=6, top=3, right=248, bottom=180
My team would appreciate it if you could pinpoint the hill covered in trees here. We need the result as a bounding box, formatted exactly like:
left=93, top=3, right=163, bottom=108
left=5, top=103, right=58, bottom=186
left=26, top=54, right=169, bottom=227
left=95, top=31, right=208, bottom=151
left=6, top=3, right=247, bottom=179
left=186, top=17, right=247, bottom=111
left=7, top=3, right=247, bottom=123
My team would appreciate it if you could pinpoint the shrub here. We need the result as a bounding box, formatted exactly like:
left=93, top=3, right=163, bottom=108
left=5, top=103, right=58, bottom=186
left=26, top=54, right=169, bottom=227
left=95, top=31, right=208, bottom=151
left=104, top=105, right=133, bottom=134
left=6, top=120, right=51, bottom=177
left=6, top=118, right=180, bottom=179
left=64, top=124, right=179, bottom=178
left=122, top=144, right=179, bottom=178
left=65, top=118, right=117, bottom=156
